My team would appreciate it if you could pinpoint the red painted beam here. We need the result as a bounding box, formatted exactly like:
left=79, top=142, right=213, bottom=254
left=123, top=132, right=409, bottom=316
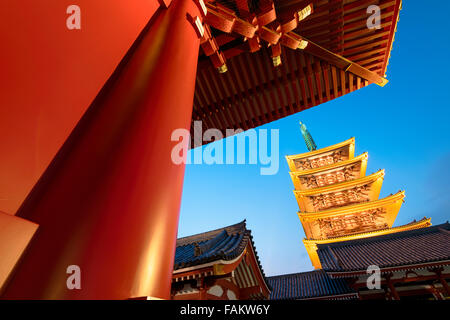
left=0, top=0, right=159, bottom=216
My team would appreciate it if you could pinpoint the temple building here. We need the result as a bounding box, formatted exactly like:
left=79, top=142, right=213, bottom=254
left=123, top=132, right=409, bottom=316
left=267, top=123, right=450, bottom=300
left=171, top=221, right=271, bottom=300
left=285, top=131, right=431, bottom=269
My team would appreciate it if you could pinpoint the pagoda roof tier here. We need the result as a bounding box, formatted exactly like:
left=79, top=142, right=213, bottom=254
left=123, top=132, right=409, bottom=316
left=191, top=0, right=402, bottom=146
left=286, top=138, right=355, bottom=172
left=298, top=191, right=405, bottom=240
left=294, top=170, right=385, bottom=212
left=317, top=221, right=450, bottom=276
left=289, top=152, right=368, bottom=190
left=302, top=218, right=432, bottom=269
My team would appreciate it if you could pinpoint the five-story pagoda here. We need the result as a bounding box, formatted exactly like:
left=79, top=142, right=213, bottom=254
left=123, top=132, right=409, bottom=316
left=287, top=122, right=431, bottom=269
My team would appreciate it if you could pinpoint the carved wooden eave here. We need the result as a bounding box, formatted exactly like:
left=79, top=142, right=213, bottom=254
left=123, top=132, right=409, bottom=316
left=294, top=169, right=385, bottom=212
left=286, top=137, right=355, bottom=172
left=172, top=241, right=270, bottom=300
left=192, top=0, right=402, bottom=144
left=289, top=152, right=368, bottom=190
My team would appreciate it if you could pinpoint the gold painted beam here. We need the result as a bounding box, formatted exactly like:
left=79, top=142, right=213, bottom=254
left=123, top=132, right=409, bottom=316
left=299, top=191, right=405, bottom=220
left=0, top=212, right=38, bottom=293
left=298, top=191, right=405, bottom=240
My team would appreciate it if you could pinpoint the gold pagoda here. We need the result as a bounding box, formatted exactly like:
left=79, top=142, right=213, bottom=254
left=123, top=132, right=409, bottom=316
left=287, top=123, right=431, bottom=269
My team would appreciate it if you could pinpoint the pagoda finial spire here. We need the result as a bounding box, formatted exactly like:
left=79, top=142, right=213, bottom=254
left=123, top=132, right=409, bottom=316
left=299, top=121, right=317, bottom=151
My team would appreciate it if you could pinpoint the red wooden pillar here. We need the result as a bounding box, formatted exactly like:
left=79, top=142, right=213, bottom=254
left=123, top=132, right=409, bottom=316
left=2, top=0, right=201, bottom=300
left=385, top=274, right=400, bottom=300
left=431, top=267, right=450, bottom=297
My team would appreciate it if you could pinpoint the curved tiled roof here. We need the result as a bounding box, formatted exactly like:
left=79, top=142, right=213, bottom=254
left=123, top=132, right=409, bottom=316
left=318, top=222, right=450, bottom=273
left=174, top=220, right=266, bottom=283
left=267, top=270, right=357, bottom=300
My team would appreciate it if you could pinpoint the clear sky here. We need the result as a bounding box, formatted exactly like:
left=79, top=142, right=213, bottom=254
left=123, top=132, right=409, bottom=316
left=178, top=2, right=450, bottom=277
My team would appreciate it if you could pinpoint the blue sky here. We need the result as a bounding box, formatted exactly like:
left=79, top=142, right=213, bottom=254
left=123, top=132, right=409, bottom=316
left=178, top=2, right=450, bottom=276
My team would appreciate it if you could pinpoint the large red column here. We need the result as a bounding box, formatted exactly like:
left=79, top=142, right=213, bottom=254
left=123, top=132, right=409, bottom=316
left=2, top=0, right=201, bottom=299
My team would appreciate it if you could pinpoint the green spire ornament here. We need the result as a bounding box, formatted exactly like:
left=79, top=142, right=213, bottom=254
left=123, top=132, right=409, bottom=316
left=299, top=121, right=317, bottom=152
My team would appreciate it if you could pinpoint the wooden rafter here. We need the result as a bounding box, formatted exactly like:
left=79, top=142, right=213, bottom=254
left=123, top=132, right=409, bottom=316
left=190, top=0, right=400, bottom=145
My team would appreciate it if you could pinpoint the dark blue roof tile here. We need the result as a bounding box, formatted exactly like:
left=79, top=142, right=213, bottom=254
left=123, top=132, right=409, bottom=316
left=268, top=269, right=356, bottom=300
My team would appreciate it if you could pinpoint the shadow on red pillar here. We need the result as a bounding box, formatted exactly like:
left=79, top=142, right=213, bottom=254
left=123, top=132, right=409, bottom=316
left=2, top=0, right=201, bottom=299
